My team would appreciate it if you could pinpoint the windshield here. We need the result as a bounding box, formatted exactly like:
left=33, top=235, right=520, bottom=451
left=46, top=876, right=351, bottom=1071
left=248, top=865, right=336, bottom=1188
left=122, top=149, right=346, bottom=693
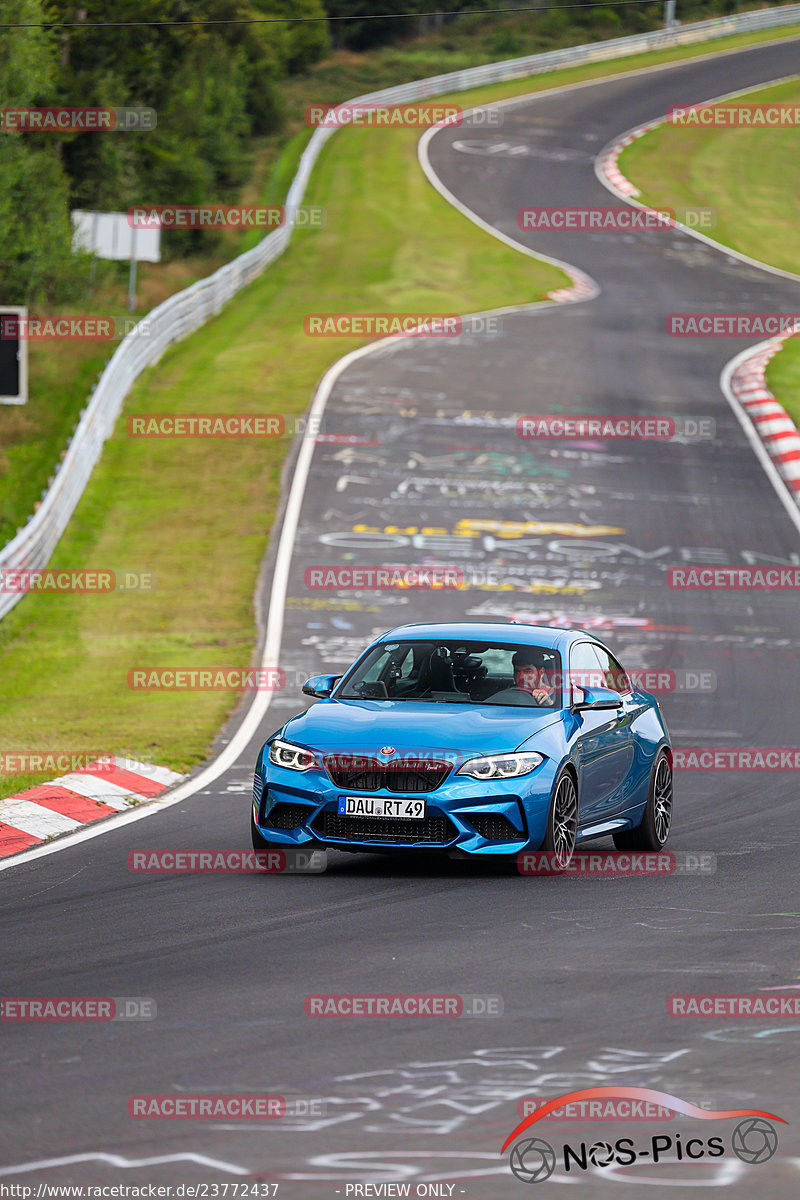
left=337, top=639, right=563, bottom=708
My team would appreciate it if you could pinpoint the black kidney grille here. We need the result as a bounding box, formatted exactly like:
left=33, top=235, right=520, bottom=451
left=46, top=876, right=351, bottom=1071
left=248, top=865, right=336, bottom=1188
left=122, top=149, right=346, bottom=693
left=324, top=756, right=450, bottom=792
left=313, top=809, right=456, bottom=845
left=325, top=758, right=384, bottom=791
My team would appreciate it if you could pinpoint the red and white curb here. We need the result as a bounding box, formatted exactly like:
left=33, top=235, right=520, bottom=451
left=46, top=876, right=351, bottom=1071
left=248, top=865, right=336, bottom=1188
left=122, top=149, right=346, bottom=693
left=729, top=336, right=800, bottom=503
left=596, top=124, right=657, bottom=199
left=0, top=758, right=185, bottom=859
left=547, top=275, right=598, bottom=303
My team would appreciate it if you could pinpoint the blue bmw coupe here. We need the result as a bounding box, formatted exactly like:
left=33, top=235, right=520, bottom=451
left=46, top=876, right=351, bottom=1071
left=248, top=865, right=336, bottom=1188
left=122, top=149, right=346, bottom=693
left=251, top=622, right=672, bottom=866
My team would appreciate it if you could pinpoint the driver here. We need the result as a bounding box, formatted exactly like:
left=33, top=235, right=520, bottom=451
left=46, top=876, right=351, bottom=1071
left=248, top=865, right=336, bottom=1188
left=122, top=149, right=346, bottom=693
left=487, top=648, right=558, bottom=706
left=512, top=648, right=557, bottom=706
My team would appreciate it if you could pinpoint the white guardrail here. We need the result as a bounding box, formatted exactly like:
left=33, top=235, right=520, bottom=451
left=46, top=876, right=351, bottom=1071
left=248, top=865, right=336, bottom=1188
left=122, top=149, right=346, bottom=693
left=2, top=2, right=800, bottom=621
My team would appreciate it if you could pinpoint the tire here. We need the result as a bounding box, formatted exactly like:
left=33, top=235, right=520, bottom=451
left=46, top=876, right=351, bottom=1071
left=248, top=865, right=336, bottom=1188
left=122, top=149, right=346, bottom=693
left=613, top=750, right=672, bottom=851
left=541, top=769, right=578, bottom=871
left=251, top=806, right=282, bottom=851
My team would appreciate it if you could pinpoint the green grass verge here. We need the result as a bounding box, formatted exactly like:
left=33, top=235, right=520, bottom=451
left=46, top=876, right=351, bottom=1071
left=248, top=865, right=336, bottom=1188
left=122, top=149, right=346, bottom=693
left=766, top=336, right=800, bottom=430
left=619, top=77, right=800, bottom=272
left=619, top=76, right=800, bottom=442
left=2, top=25, right=800, bottom=800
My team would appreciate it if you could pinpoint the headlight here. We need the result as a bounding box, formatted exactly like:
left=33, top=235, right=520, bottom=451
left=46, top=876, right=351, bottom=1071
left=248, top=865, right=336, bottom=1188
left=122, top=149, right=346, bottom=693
left=268, top=738, right=317, bottom=772
left=457, top=752, right=544, bottom=780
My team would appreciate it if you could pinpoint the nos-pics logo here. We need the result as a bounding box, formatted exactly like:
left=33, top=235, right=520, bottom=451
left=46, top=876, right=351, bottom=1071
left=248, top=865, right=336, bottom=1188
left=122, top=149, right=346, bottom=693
left=502, top=1087, right=784, bottom=1183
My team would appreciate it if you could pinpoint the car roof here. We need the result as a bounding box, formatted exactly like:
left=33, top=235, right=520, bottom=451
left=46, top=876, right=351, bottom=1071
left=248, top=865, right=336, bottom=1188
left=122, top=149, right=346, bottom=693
left=376, top=622, right=600, bottom=655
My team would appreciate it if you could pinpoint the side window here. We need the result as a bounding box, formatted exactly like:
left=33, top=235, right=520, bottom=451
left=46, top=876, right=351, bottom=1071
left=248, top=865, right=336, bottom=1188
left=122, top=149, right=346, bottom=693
left=384, top=646, right=415, bottom=688
left=592, top=645, right=632, bottom=694
left=569, top=642, right=606, bottom=698
left=480, top=648, right=513, bottom=677
left=360, top=653, right=388, bottom=683
left=392, top=646, right=414, bottom=679
left=358, top=647, right=409, bottom=684
left=362, top=652, right=386, bottom=681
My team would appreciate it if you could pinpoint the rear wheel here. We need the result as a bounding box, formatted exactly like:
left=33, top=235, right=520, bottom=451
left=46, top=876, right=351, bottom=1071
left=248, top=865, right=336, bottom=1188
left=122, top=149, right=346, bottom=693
left=613, top=750, right=672, bottom=851
left=542, top=770, right=578, bottom=870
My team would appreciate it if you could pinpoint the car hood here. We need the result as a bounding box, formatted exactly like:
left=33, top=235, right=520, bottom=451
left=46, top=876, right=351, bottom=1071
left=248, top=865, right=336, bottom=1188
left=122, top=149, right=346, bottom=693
left=281, top=699, right=562, bottom=757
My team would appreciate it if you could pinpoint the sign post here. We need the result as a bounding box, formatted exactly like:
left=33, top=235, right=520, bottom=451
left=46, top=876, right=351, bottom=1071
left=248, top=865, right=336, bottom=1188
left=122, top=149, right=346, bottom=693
left=71, top=211, right=160, bottom=312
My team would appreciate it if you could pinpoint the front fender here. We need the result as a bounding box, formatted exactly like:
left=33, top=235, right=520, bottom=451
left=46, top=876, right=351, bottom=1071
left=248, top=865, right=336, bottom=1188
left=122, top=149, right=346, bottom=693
left=515, top=712, right=576, bottom=843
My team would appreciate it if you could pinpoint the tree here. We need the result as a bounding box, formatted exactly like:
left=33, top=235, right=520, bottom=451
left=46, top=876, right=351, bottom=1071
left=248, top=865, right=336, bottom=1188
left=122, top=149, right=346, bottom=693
left=0, top=0, right=84, bottom=302
left=325, top=0, right=424, bottom=51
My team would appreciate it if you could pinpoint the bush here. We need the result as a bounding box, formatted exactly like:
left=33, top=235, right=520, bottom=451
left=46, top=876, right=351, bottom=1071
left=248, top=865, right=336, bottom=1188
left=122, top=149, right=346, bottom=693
left=589, top=7, right=625, bottom=31
left=536, top=8, right=572, bottom=39
left=0, top=0, right=87, bottom=303
left=491, top=28, right=525, bottom=56
left=0, top=138, right=91, bottom=304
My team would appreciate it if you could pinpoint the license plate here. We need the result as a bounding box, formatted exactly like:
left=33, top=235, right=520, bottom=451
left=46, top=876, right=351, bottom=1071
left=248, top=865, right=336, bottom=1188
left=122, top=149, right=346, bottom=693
left=338, top=795, right=426, bottom=819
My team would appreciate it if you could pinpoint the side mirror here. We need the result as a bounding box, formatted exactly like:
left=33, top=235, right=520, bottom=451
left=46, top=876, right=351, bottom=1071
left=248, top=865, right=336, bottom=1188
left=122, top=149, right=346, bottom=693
left=302, top=674, right=341, bottom=699
left=572, top=685, right=621, bottom=712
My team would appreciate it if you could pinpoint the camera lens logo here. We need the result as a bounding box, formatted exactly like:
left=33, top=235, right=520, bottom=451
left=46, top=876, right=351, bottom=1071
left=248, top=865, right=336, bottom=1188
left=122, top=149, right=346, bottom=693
left=509, top=1137, right=556, bottom=1184
left=731, top=1118, right=778, bottom=1164
left=588, top=1141, right=615, bottom=1167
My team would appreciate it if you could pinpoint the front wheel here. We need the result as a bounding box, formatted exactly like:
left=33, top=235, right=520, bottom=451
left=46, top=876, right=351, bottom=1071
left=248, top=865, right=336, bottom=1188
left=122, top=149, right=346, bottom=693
left=613, top=750, right=672, bottom=851
left=251, top=806, right=283, bottom=851
left=541, top=769, right=578, bottom=871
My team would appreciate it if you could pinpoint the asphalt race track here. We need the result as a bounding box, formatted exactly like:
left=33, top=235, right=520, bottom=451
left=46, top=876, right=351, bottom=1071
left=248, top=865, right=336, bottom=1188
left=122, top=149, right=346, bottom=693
left=3, top=35, right=800, bottom=1197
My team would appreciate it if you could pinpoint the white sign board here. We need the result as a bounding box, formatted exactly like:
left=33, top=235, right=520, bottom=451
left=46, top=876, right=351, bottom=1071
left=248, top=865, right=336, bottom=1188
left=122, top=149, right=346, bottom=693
left=71, top=210, right=161, bottom=262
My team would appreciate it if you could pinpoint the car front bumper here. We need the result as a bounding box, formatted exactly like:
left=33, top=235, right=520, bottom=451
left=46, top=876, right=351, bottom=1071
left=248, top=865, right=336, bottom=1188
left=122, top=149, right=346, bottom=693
left=252, top=757, right=560, bottom=856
